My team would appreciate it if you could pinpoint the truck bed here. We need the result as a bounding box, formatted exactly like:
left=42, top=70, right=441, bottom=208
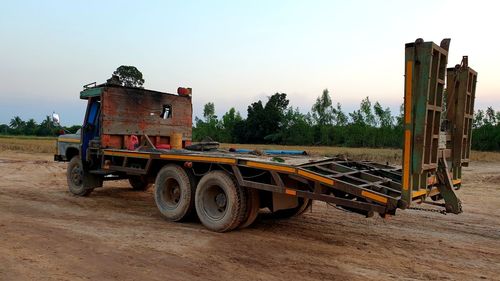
left=100, top=148, right=415, bottom=217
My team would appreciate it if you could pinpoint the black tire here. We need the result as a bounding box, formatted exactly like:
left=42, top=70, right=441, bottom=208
left=272, top=198, right=312, bottom=219
left=154, top=164, right=195, bottom=222
left=239, top=187, right=260, bottom=229
left=128, top=175, right=152, bottom=191
left=66, top=156, right=93, bottom=196
left=195, top=171, right=247, bottom=232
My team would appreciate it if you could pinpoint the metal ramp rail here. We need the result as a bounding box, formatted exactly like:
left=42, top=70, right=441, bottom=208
left=232, top=157, right=404, bottom=217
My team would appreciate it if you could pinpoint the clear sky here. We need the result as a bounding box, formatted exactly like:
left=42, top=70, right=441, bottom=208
left=0, top=0, right=498, bottom=126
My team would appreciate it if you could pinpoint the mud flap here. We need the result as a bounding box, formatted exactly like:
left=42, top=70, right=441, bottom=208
left=272, top=192, right=298, bottom=212
left=83, top=172, right=103, bottom=189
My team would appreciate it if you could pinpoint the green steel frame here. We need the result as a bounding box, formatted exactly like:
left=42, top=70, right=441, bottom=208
left=402, top=39, right=477, bottom=214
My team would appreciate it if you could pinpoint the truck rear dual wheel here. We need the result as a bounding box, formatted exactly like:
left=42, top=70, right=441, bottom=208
left=239, top=187, right=260, bottom=229
left=154, top=165, right=196, bottom=222
left=271, top=198, right=312, bottom=219
left=195, top=171, right=248, bottom=232
left=66, top=156, right=94, bottom=196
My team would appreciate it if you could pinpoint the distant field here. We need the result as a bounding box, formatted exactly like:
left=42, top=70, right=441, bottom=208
left=219, top=143, right=403, bottom=163
left=0, top=136, right=56, bottom=154
left=1, top=136, right=499, bottom=163
left=219, top=144, right=500, bottom=163
left=0, top=135, right=56, bottom=140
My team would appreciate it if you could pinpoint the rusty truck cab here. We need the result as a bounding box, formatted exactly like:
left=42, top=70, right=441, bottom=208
left=79, top=84, right=193, bottom=168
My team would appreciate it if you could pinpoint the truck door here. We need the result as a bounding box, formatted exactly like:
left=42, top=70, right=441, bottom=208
left=82, top=97, right=100, bottom=163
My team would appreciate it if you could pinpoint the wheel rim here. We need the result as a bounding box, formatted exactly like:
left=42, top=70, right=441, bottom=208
left=71, top=165, right=83, bottom=186
left=202, top=185, right=227, bottom=220
left=160, top=178, right=182, bottom=209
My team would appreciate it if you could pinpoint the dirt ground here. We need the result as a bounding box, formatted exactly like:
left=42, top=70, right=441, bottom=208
left=0, top=150, right=499, bottom=281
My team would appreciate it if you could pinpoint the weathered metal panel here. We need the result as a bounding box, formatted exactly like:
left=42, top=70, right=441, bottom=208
left=100, top=87, right=192, bottom=149
left=402, top=39, right=449, bottom=204
left=446, top=56, right=477, bottom=179
left=80, top=87, right=103, bottom=99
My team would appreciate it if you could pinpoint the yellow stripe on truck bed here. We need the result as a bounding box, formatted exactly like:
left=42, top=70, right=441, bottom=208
left=246, top=162, right=335, bottom=186
left=297, top=170, right=335, bottom=186
left=160, top=154, right=237, bottom=164
left=361, top=190, right=388, bottom=204
left=246, top=161, right=297, bottom=173
left=104, top=150, right=237, bottom=164
left=412, top=189, right=427, bottom=198
left=104, top=151, right=151, bottom=159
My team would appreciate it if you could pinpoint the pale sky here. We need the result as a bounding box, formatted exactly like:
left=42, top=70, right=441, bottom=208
left=0, top=0, right=499, bottom=125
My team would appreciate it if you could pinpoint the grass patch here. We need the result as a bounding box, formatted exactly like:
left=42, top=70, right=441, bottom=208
left=219, top=143, right=500, bottom=164
left=0, top=135, right=56, bottom=140
left=0, top=137, right=56, bottom=154
left=220, top=143, right=402, bottom=164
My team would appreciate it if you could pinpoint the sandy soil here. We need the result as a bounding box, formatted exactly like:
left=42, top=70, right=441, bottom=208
left=0, top=150, right=499, bottom=281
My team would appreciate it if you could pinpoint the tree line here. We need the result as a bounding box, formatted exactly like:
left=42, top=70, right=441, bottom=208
left=0, top=116, right=81, bottom=136
left=471, top=107, right=500, bottom=151
left=193, top=89, right=500, bottom=151
left=1, top=90, right=498, bottom=151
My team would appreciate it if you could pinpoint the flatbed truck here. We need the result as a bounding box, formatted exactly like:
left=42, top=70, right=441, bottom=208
left=55, top=39, right=477, bottom=232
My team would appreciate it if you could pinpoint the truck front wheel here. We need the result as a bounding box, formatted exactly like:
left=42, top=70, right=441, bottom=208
left=66, top=156, right=94, bottom=196
left=154, top=165, right=195, bottom=222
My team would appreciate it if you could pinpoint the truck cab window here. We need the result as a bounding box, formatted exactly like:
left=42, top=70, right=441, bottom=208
left=161, top=104, right=172, bottom=119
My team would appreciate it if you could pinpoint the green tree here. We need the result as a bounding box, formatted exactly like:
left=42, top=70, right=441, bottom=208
left=244, top=100, right=266, bottom=143
left=220, top=108, right=242, bottom=143
left=272, top=108, right=314, bottom=144
left=485, top=107, right=497, bottom=125
left=334, top=103, right=348, bottom=126
left=203, top=102, right=217, bottom=122
left=360, top=96, right=376, bottom=126
left=0, top=124, right=9, bottom=134
left=36, top=116, right=57, bottom=136
left=9, top=116, right=25, bottom=130
left=244, top=93, right=290, bottom=143
left=395, top=103, right=405, bottom=128
left=349, top=97, right=376, bottom=126
left=264, top=93, right=289, bottom=134
left=349, top=109, right=364, bottom=125
left=473, top=109, right=485, bottom=128
left=9, top=116, right=25, bottom=134
left=311, top=89, right=337, bottom=145
left=311, top=89, right=334, bottom=126
left=110, top=65, right=145, bottom=88
left=373, top=101, right=393, bottom=128
left=25, top=119, right=38, bottom=135
left=193, top=102, right=221, bottom=141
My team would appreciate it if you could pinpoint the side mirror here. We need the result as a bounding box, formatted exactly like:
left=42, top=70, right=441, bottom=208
left=52, top=112, right=60, bottom=125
